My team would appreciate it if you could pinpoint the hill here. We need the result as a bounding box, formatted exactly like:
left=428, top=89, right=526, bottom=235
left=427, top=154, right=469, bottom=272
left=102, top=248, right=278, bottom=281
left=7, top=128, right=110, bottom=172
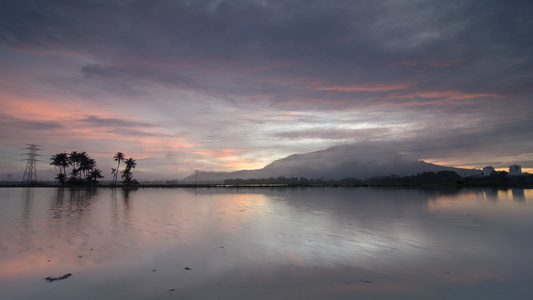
left=182, top=144, right=481, bottom=183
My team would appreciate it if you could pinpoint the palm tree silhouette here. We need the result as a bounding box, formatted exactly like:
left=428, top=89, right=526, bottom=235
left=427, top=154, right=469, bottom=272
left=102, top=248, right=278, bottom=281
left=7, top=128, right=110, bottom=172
left=125, top=157, right=136, bottom=170
left=88, top=169, right=104, bottom=185
left=50, top=152, right=69, bottom=180
left=111, top=168, right=117, bottom=183
left=121, top=157, right=137, bottom=185
left=51, top=151, right=102, bottom=186
left=113, top=152, right=125, bottom=185
left=54, top=173, right=67, bottom=185
left=69, top=151, right=81, bottom=180
left=79, top=155, right=95, bottom=180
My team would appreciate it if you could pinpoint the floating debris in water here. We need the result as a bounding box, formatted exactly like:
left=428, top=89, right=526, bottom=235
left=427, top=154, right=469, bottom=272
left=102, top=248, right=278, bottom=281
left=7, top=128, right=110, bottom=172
left=169, top=289, right=176, bottom=292
left=44, top=273, right=72, bottom=282
left=184, top=267, right=192, bottom=270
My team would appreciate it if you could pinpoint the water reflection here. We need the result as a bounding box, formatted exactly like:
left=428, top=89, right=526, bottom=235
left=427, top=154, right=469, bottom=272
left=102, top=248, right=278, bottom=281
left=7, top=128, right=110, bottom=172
left=49, top=188, right=98, bottom=219
left=512, top=188, right=525, bottom=200
left=0, top=187, right=532, bottom=300
left=21, top=188, right=33, bottom=231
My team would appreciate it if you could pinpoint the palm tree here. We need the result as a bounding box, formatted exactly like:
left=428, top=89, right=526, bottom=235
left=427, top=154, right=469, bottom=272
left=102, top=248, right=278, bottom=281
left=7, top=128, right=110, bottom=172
left=50, top=154, right=60, bottom=171
left=52, top=150, right=104, bottom=186
left=113, top=152, right=125, bottom=185
left=79, top=155, right=95, bottom=180
left=69, top=151, right=81, bottom=180
left=55, top=173, right=67, bottom=185
left=50, top=152, right=69, bottom=185
left=121, top=157, right=137, bottom=186
left=124, top=157, right=136, bottom=170
left=88, top=169, right=104, bottom=185
left=59, top=152, right=69, bottom=176
left=111, top=168, right=117, bottom=183
left=50, top=153, right=65, bottom=176
left=68, top=168, right=80, bottom=184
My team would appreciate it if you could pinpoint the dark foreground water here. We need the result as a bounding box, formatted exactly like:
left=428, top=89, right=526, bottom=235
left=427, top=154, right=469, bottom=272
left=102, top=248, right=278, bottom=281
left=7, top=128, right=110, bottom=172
left=1, top=187, right=532, bottom=300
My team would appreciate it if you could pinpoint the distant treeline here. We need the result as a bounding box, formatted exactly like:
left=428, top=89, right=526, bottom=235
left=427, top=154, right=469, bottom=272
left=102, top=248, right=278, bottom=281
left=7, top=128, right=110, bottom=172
left=223, top=171, right=533, bottom=186
left=224, top=176, right=331, bottom=185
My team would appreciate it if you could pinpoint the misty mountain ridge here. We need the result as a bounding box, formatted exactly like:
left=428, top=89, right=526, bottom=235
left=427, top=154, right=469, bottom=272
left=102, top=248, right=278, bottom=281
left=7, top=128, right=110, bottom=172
left=182, top=144, right=481, bottom=183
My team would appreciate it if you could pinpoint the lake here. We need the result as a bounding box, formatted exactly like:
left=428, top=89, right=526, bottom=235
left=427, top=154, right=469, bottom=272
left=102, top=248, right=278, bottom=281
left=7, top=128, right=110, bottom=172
left=1, top=187, right=532, bottom=299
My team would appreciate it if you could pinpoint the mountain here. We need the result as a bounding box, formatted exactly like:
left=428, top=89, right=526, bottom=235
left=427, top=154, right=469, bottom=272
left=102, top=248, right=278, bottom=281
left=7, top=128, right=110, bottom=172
left=182, top=144, right=481, bottom=183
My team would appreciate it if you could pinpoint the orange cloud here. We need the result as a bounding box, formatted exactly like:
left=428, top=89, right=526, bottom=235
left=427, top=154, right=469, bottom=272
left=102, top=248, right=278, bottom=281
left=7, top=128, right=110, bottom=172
left=406, top=90, right=499, bottom=100
left=219, top=159, right=265, bottom=171
left=188, top=148, right=267, bottom=171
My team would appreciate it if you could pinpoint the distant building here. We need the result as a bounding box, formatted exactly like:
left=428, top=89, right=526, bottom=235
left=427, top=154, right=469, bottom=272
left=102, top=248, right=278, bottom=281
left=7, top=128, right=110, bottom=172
left=482, top=166, right=495, bottom=176
left=509, top=164, right=522, bottom=176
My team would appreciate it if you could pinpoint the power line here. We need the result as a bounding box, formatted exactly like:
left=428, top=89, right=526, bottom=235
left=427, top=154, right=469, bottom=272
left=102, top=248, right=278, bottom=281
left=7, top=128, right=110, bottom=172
left=21, top=144, right=41, bottom=184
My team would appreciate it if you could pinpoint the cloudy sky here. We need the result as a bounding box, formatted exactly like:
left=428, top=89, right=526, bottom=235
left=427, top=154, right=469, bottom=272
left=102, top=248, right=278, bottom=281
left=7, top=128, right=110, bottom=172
left=1, top=0, right=532, bottom=181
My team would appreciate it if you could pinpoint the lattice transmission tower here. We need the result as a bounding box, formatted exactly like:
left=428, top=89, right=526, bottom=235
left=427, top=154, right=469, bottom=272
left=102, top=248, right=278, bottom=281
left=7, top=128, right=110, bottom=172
left=22, top=144, right=41, bottom=184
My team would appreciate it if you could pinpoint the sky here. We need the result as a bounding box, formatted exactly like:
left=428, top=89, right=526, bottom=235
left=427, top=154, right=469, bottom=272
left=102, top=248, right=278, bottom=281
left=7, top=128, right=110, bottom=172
left=1, top=0, right=533, bottom=181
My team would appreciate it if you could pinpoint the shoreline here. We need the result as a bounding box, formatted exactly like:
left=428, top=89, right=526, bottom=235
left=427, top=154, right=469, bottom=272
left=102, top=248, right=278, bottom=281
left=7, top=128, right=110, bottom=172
left=1, top=182, right=533, bottom=189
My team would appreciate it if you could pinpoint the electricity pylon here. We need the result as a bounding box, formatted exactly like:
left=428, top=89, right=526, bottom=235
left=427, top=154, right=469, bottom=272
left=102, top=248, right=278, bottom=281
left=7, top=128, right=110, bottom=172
left=22, top=144, right=41, bottom=184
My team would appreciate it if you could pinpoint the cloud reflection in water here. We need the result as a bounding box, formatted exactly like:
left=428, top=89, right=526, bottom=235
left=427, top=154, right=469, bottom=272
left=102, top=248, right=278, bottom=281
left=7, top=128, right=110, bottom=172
left=0, top=187, right=532, bottom=299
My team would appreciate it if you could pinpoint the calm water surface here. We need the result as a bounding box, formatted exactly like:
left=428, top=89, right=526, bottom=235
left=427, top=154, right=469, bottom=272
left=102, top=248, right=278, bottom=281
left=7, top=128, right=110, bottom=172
left=1, top=187, right=532, bottom=299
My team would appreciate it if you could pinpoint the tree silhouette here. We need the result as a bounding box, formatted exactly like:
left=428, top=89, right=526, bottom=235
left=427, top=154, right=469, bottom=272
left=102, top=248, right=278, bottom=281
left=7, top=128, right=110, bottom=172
left=111, top=168, right=117, bottom=183
left=51, top=151, right=103, bottom=186
left=88, top=169, right=104, bottom=185
left=50, top=152, right=69, bottom=184
left=68, top=151, right=81, bottom=180
left=78, top=153, right=95, bottom=180
left=113, top=152, right=125, bottom=185
left=121, top=157, right=138, bottom=186
left=54, top=173, right=67, bottom=186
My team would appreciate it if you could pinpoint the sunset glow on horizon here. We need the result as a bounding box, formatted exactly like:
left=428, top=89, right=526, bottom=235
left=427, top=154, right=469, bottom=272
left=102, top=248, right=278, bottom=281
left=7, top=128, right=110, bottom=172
left=1, top=0, right=532, bottom=181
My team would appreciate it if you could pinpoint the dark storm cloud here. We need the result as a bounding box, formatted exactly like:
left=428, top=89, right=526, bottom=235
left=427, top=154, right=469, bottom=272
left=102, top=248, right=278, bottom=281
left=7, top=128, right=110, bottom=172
left=1, top=0, right=532, bottom=178
left=2, top=0, right=531, bottom=107
left=81, top=63, right=197, bottom=89
left=376, top=117, right=533, bottom=160
left=79, top=115, right=159, bottom=128
left=275, top=127, right=392, bottom=141
left=107, top=128, right=175, bottom=138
